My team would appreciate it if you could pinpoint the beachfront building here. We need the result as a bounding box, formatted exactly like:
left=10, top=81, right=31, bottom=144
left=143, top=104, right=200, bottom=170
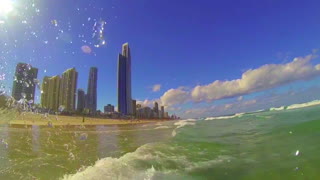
left=153, top=102, right=159, bottom=118
left=86, top=67, right=98, bottom=114
left=41, top=76, right=61, bottom=111
left=161, top=106, right=165, bottom=119
left=47, top=76, right=61, bottom=111
left=165, top=112, right=169, bottom=119
left=59, top=68, right=78, bottom=112
left=117, top=43, right=133, bottom=115
left=104, top=104, right=115, bottom=113
left=77, top=89, right=86, bottom=112
left=41, top=76, right=50, bottom=108
left=12, top=63, right=38, bottom=102
left=132, top=99, right=136, bottom=117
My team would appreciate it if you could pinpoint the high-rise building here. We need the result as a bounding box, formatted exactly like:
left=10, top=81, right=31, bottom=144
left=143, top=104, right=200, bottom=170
left=40, top=76, right=50, bottom=108
left=59, top=68, right=78, bottom=112
left=153, top=102, right=159, bottom=118
left=161, top=106, right=165, bottom=119
left=41, top=76, right=61, bottom=111
left=165, top=112, right=169, bottom=119
left=118, top=43, right=132, bottom=115
left=77, top=89, right=86, bottom=112
left=86, top=67, right=98, bottom=114
left=12, top=63, right=38, bottom=102
left=104, top=104, right=115, bottom=113
left=47, top=76, right=61, bottom=111
left=132, top=99, right=136, bottom=117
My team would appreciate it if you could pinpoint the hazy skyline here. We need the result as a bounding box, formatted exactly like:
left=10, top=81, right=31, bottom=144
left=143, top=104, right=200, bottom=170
left=1, top=0, right=320, bottom=118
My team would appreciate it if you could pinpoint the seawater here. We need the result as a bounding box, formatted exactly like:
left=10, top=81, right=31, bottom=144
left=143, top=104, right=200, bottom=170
left=1, top=104, right=320, bottom=180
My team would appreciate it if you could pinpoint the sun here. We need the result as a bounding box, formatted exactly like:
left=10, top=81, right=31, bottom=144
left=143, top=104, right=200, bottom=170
left=0, top=0, right=14, bottom=16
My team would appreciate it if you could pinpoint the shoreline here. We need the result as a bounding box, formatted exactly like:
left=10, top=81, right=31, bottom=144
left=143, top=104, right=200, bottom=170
left=1, top=112, right=166, bottom=128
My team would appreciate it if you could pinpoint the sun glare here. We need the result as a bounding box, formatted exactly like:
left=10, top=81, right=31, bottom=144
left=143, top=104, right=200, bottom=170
left=0, top=0, right=14, bottom=16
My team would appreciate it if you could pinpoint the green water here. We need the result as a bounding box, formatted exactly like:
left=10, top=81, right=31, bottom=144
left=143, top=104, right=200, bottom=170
left=1, top=105, right=320, bottom=180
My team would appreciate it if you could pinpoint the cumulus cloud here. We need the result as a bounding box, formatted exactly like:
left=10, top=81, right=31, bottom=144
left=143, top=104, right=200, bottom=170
left=137, top=87, right=190, bottom=108
left=139, top=53, right=320, bottom=112
left=136, top=99, right=158, bottom=107
left=191, top=54, right=320, bottom=102
left=152, top=84, right=161, bottom=92
left=160, top=88, right=190, bottom=106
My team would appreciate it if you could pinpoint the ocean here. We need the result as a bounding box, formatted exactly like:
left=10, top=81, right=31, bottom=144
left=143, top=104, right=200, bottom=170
left=1, top=101, right=320, bottom=180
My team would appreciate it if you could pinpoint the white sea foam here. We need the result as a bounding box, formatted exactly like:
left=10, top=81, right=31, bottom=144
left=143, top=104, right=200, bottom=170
left=205, top=113, right=245, bottom=121
left=287, top=100, right=320, bottom=110
left=270, top=106, right=285, bottom=111
left=61, top=144, right=160, bottom=180
left=154, top=126, right=170, bottom=129
left=61, top=142, right=230, bottom=180
left=171, top=120, right=196, bottom=137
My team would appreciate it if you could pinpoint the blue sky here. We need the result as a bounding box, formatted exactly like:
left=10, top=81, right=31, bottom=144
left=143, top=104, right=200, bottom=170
left=1, top=0, right=320, bottom=118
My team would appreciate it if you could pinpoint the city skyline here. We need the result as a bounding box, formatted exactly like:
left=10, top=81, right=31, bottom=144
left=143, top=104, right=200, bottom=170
left=1, top=0, right=320, bottom=118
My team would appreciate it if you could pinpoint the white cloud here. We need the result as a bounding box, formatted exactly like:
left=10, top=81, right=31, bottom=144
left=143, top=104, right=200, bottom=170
left=160, top=87, right=190, bottom=106
left=139, top=53, right=320, bottom=114
left=191, top=54, right=320, bottom=102
left=136, top=99, right=158, bottom=108
left=152, top=84, right=161, bottom=92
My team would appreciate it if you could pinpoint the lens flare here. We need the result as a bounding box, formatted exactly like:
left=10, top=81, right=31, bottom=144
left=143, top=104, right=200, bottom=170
left=0, top=0, right=14, bottom=16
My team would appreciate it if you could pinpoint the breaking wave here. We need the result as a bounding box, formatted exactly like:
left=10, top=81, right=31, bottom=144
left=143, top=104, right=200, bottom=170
left=270, top=106, right=285, bottom=111
left=172, top=119, right=197, bottom=137
left=205, top=113, right=245, bottom=121
left=61, top=142, right=232, bottom=180
left=286, top=100, right=320, bottom=110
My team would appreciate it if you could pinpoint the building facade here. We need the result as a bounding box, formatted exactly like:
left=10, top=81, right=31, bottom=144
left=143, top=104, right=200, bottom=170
left=86, top=67, right=98, bottom=114
left=59, top=68, right=78, bottom=112
left=117, top=43, right=133, bottom=115
left=104, top=104, right=115, bottom=113
left=47, top=76, right=61, bottom=111
left=161, top=106, right=165, bottom=119
left=77, top=89, right=86, bottom=112
left=40, top=76, right=50, bottom=108
left=12, top=63, right=38, bottom=102
left=41, top=76, right=61, bottom=111
left=132, top=99, right=136, bottom=117
left=153, top=102, right=159, bottom=119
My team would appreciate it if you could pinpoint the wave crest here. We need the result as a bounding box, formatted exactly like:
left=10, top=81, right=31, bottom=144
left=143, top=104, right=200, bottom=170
left=205, top=113, right=244, bottom=121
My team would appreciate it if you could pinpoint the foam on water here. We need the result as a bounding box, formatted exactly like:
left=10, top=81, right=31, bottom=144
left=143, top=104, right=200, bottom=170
left=172, top=119, right=197, bottom=137
left=287, top=100, right=320, bottom=110
left=154, top=126, right=170, bottom=129
left=205, top=113, right=245, bottom=121
left=61, top=142, right=231, bottom=180
left=270, top=106, right=285, bottom=111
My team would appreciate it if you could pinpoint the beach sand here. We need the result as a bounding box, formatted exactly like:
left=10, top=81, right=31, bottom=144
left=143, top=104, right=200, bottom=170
left=3, top=112, right=160, bottom=127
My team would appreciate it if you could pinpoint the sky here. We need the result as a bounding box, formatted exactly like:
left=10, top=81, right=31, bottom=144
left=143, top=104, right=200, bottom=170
left=1, top=0, right=320, bottom=118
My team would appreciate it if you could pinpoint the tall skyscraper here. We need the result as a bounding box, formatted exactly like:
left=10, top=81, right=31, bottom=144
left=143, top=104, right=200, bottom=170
left=154, top=102, right=159, bottom=118
left=12, top=63, right=38, bottom=102
left=41, top=76, right=61, bottom=111
left=118, top=43, right=133, bottom=115
left=40, top=76, right=50, bottom=108
left=86, top=67, right=98, bottom=114
left=161, top=106, right=165, bottom=119
left=132, top=99, right=136, bottom=117
left=77, top=89, right=86, bottom=112
left=59, top=68, right=78, bottom=112
left=47, top=76, right=61, bottom=111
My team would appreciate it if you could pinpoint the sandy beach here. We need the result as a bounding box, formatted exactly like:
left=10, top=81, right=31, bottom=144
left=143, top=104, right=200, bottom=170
left=3, top=112, right=160, bottom=127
